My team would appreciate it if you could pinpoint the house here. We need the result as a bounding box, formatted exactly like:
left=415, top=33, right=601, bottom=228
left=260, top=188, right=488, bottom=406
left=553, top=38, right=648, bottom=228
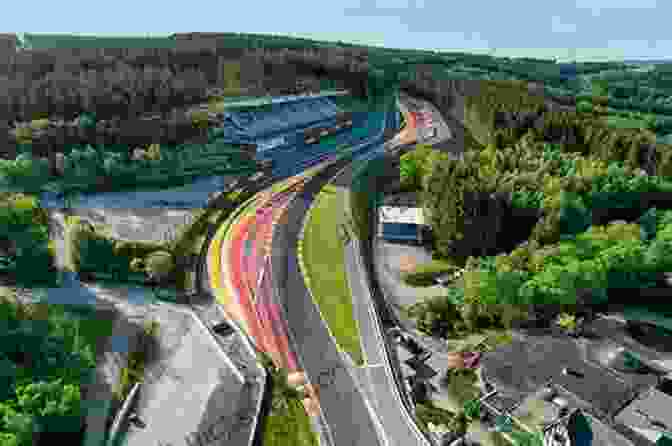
left=615, top=387, right=672, bottom=445
left=543, top=408, right=593, bottom=446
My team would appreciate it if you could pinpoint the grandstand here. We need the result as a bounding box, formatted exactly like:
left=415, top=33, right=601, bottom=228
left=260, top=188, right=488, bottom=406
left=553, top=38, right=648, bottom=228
left=212, top=96, right=343, bottom=144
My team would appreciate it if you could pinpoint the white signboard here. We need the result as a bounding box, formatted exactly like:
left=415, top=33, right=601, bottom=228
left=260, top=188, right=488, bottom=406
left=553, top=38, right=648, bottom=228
left=378, top=206, right=425, bottom=225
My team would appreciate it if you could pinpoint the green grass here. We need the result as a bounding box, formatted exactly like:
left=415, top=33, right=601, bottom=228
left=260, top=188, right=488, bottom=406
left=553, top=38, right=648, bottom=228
left=263, top=399, right=318, bottom=446
left=301, top=187, right=364, bottom=366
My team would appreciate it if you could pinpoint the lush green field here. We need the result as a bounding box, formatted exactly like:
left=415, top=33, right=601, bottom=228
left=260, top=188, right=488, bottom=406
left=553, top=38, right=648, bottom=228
left=300, top=185, right=363, bottom=365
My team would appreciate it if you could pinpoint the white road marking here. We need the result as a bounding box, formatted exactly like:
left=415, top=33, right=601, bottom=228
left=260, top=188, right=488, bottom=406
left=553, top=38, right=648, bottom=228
left=362, top=363, right=385, bottom=369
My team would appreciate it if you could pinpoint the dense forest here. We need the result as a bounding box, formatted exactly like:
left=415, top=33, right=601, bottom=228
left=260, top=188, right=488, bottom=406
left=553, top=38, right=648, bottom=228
left=391, top=77, right=672, bottom=339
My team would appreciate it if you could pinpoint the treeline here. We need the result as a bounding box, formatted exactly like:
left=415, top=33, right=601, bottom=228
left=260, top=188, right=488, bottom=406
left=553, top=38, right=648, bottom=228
left=460, top=80, right=663, bottom=176
left=0, top=35, right=373, bottom=123
left=3, top=109, right=207, bottom=159
left=577, top=93, right=672, bottom=117
left=0, top=34, right=378, bottom=165
left=1, top=56, right=211, bottom=123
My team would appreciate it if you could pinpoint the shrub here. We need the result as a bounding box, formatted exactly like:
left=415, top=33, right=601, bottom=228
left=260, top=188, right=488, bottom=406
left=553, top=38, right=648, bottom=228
left=447, top=411, right=470, bottom=437
left=401, top=260, right=461, bottom=287
left=30, top=119, right=50, bottom=131
left=407, top=294, right=464, bottom=339
left=144, top=250, right=175, bottom=283
left=463, top=399, right=482, bottom=420
left=14, top=126, right=33, bottom=144
left=557, top=312, right=577, bottom=331
left=415, top=402, right=455, bottom=431
left=146, top=143, right=162, bottom=161
left=189, top=110, right=209, bottom=129
left=112, top=240, right=166, bottom=262
left=130, top=257, right=145, bottom=273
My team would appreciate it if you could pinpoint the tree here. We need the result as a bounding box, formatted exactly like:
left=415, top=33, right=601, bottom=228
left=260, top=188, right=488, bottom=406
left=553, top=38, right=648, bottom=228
left=130, top=257, right=145, bottom=273
left=463, top=398, right=481, bottom=420
left=144, top=250, right=175, bottom=284
left=15, top=378, right=84, bottom=435
left=447, top=410, right=469, bottom=438
left=590, top=79, right=609, bottom=98
left=146, top=143, right=162, bottom=161
left=0, top=405, right=36, bottom=446
left=509, top=430, right=544, bottom=446
left=399, top=151, right=421, bottom=190
left=576, top=101, right=593, bottom=114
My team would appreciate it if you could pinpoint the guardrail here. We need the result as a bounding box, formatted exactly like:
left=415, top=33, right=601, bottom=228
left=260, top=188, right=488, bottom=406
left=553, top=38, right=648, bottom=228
left=342, top=100, right=437, bottom=446
left=352, top=237, right=434, bottom=446
left=295, top=161, right=391, bottom=446
left=291, top=99, right=433, bottom=446
left=105, top=382, right=141, bottom=446
left=186, top=103, right=391, bottom=446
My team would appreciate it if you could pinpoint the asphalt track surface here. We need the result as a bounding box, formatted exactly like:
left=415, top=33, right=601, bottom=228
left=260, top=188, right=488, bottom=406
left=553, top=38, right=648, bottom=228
left=206, top=99, right=404, bottom=446
left=267, top=109, right=404, bottom=446
left=271, top=160, right=387, bottom=446
left=227, top=183, right=303, bottom=373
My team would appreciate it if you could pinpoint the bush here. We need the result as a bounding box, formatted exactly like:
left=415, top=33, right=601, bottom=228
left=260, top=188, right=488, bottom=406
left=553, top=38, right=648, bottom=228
left=415, top=401, right=455, bottom=431
left=463, top=399, right=482, bottom=420
left=556, top=312, right=577, bottom=331
left=130, top=257, right=145, bottom=273
left=401, top=260, right=461, bottom=287
left=407, top=294, right=464, bottom=339
left=144, top=250, right=175, bottom=283
left=112, top=239, right=167, bottom=263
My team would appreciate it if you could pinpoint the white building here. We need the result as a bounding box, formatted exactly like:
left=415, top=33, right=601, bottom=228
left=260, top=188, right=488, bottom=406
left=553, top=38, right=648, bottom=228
left=377, top=206, right=428, bottom=244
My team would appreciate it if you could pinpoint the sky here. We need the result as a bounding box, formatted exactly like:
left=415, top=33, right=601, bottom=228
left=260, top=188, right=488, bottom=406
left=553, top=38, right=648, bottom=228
left=3, top=0, right=670, bottom=62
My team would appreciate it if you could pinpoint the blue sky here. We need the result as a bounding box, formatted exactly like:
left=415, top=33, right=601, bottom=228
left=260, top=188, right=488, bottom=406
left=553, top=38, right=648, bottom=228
left=4, top=0, right=669, bottom=61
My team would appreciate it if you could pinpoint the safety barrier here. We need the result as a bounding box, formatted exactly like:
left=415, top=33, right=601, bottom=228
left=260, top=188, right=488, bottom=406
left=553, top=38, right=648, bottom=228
left=105, top=382, right=141, bottom=446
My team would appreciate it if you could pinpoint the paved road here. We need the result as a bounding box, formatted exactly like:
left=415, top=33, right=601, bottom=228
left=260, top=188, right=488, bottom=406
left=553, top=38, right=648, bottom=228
left=345, top=238, right=429, bottom=446
left=227, top=185, right=301, bottom=372
left=122, top=304, right=251, bottom=446
left=47, top=196, right=263, bottom=446
left=265, top=100, right=431, bottom=446
left=269, top=119, right=397, bottom=446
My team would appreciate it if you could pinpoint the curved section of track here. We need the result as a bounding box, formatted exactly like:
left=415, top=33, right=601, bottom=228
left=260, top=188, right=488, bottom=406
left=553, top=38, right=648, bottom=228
left=211, top=98, right=420, bottom=446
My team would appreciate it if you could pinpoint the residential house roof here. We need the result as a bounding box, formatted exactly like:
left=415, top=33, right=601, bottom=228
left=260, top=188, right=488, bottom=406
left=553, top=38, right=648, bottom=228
left=543, top=409, right=593, bottom=446
left=481, top=334, right=640, bottom=419
left=615, top=388, right=672, bottom=445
